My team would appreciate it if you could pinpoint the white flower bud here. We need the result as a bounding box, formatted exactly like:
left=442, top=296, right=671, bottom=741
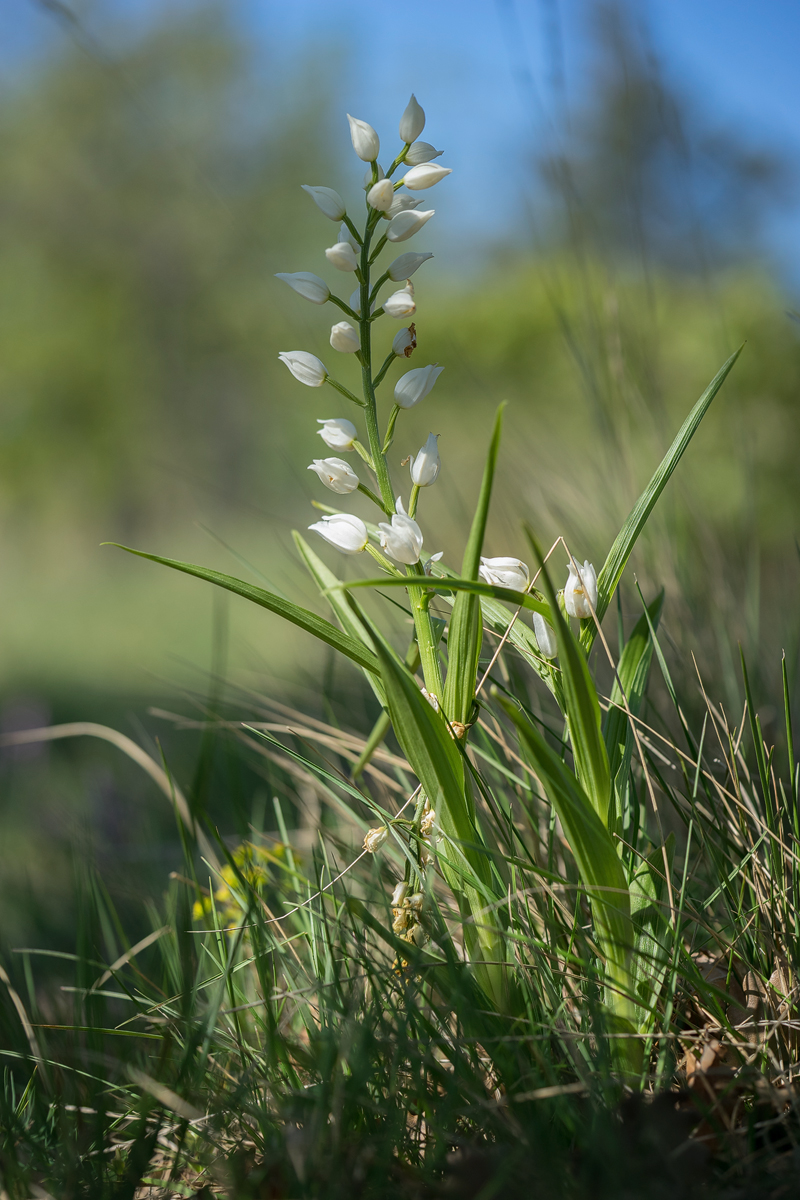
left=325, top=242, right=359, bottom=272
left=316, top=418, right=357, bottom=451
left=385, top=193, right=422, bottom=220
left=391, top=880, right=408, bottom=907
left=420, top=688, right=439, bottom=712
left=301, top=185, right=346, bottom=221
left=378, top=498, right=423, bottom=565
left=329, top=321, right=360, bottom=353
left=308, top=512, right=368, bottom=554
left=478, top=557, right=529, bottom=593
left=386, top=209, right=435, bottom=243
left=278, top=351, right=327, bottom=387
left=367, top=178, right=395, bottom=212
left=339, top=223, right=359, bottom=251
left=410, top=433, right=440, bottom=487
left=307, top=457, right=359, bottom=494
left=533, top=612, right=558, bottom=659
left=363, top=825, right=388, bottom=852
left=275, top=272, right=330, bottom=304
left=363, top=164, right=386, bottom=190
left=383, top=284, right=416, bottom=319
left=399, top=94, right=426, bottom=143
left=347, top=114, right=380, bottom=162
left=392, top=325, right=417, bottom=358
left=394, top=363, right=443, bottom=409
left=403, top=163, right=452, bottom=191
left=407, top=892, right=424, bottom=912
left=424, top=551, right=444, bottom=575
left=564, top=560, right=598, bottom=619
left=405, top=142, right=443, bottom=166
left=388, top=252, right=434, bottom=282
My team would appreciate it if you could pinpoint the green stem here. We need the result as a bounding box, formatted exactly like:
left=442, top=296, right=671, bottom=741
left=352, top=440, right=374, bottom=470
left=357, top=482, right=387, bottom=513
left=357, top=209, right=442, bottom=700
left=369, top=234, right=387, bottom=265
left=329, top=294, right=359, bottom=320
left=342, top=215, right=362, bottom=244
left=406, top=573, right=444, bottom=700
left=326, top=377, right=365, bottom=407
left=386, top=146, right=410, bottom=179
left=369, top=271, right=390, bottom=308
left=382, top=403, right=401, bottom=453
left=408, top=483, right=421, bottom=520
left=365, top=542, right=402, bottom=575
left=373, top=353, right=396, bottom=391
left=359, top=228, right=395, bottom=514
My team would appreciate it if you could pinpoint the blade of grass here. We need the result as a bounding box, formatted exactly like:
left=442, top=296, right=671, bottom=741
left=583, top=347, right=742, bottom=653
left=441, top=403, right=506, bottom=726
left=498, top=697, right=633, bottom=1025
left=526, top=531, right=612, bottom=827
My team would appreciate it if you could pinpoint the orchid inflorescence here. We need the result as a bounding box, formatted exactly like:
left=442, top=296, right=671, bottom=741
left=277, top=96, right=447, bottom=571
left=276, top=95, right=592, bottom=690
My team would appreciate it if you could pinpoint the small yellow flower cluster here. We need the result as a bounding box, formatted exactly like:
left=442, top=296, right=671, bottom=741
left=192, top=841, right=286, bottom=924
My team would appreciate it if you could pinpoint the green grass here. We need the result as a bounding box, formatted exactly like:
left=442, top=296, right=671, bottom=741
left=2, top=641, right=799, bottom=1198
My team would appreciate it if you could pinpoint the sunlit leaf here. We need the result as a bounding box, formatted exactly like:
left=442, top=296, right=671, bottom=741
left=583, top=347, right=742, bottom=652
left=108, top=543, right=380, bottom=675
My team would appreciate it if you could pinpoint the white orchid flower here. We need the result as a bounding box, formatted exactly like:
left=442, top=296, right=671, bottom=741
left=347, top=114, right=380, bottom=162
left=394, top=363, right=443, bottom=409
left=478, top=557, right=530, bottom=593
left=278, top=351, right=327, bottom=387
left=378, top=499, right=423, bottom=565
left=533, top=612, right=558, bottom=659
left=329, top=322, right=360, bottom=353
left=301, top=185, right=346, bottom=221
left=410, top=433, right=440, bottom=487
left=316, top=418, right=357, bottom=451
left=308, top=512, right=368, bottom=554
left=399, top=94, right=426, bottom=143
left=564, top=560, right=598, bottom=619
left=274, top=272, right=330, bottom=304
left=307, top=458, right=359, bottom=494
left=403, top=163, right=452, bottom=190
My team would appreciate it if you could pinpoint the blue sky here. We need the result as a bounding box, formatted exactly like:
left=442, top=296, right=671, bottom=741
left=3, top=0, right=800, bottom=281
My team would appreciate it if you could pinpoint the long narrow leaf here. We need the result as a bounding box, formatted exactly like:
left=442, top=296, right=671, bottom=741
left=500, top=698, right=632, bottom=990
left=442, top=403, right=506, bottom=726
left=630, top=834, right=674, bottom=1034
left=604, top=591, right=664, bottom=782
left=334, top=574, right=551, bottom=618
left=293, top=530, right=386, bottom=705
left=367, top=624, right=509, bottom=1006
left=583, top=346, right=742, bottom=652
left=526, top=531, right=611, bottom=827
left=108, top=543, right=380, bottom=676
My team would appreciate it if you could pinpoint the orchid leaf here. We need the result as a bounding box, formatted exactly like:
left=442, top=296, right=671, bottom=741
left=526, top=531, right=611, bottom=827
left=441, top=403, right=506, bottom=726
left=293, top=530, right=386, bottom=705
left=108, top=543, right=380, bottom=676
left=583, top=347, right=742, bottom=653
left=500, top=697, right=632, bottom=992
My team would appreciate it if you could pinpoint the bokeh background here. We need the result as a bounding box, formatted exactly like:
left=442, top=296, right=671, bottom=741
left=1, top=0, right=799, bottom=950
